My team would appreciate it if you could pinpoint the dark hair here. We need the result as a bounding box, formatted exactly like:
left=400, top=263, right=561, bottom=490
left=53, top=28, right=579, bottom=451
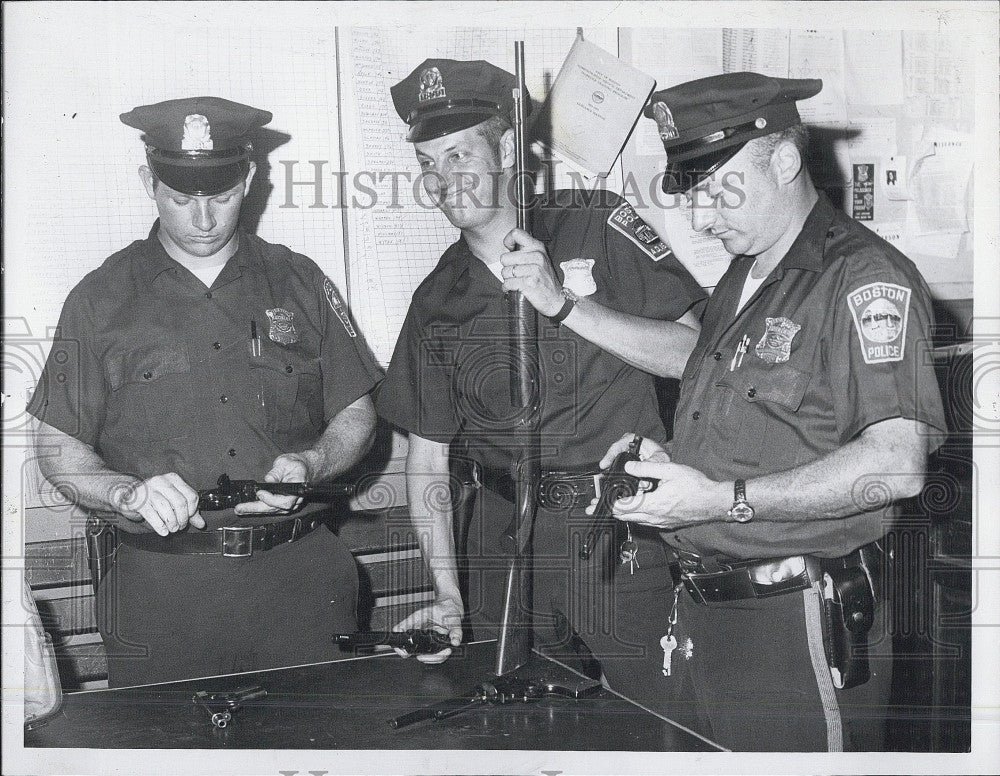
left=749, top=124, right=810, bottom=171
left=475, top=114, right=513, bottom=165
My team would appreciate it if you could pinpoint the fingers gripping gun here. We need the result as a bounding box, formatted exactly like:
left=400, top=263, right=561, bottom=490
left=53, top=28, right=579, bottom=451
left=579, top=436, right=657, bottom=560
left=389, top=672, right=601, bottom=729
left=197, top=474, right=352, bottom=511
left=334, top=630, right=452, bottom=654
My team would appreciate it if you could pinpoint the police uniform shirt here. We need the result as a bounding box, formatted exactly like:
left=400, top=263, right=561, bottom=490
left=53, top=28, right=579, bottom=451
left=29, top=225, right=379, bottom=529
left=668, top=193, right=948, bottom=560
left=377, top=191, right=706, bottom=469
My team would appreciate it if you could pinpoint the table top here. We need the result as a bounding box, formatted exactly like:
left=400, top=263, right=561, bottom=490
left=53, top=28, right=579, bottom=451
left=25, top=642, right=721, bottom=751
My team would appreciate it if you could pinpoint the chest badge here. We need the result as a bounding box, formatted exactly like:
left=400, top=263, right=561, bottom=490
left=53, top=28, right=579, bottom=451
left=560, top=259, right=597, bottom=297
left=755, top=316, right=801, bottom=364
left=266, top=308, right=299, bottom=345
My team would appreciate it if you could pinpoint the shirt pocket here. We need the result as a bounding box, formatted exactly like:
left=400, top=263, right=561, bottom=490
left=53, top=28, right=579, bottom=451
left=106, top=344, right=192, bottom=437
left=250, top=347, right=324, bottom=443
left=713, top=361, right=812, bottom=467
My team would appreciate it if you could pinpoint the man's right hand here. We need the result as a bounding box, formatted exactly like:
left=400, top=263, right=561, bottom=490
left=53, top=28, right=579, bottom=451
left=391, top=598, right=464, bottom=664
left=112, top=473, right=205, bottom=536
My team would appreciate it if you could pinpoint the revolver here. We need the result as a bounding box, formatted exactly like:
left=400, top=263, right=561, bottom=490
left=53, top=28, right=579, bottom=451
left=389, top=671, right=602, bottom=729
left=197, top=474, right=352, bottom=511
left=334, top=629, right=453, bottom=654
left=579, top=437, right=657, bottom=560
left=192, top=685, right=266, bottom=728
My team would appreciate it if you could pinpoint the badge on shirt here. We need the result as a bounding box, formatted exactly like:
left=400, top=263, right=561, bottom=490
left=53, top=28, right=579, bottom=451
left=847, top=282, right=910, bottom=364
left=324, top=277, right=357, bottom=337
left=607, top=202, right=672, bottom=262
left=560, top=259, right=597, bottom=297
left=266, top=307, right=298, bottom=345
left=755, top=316, right=801, bottom=364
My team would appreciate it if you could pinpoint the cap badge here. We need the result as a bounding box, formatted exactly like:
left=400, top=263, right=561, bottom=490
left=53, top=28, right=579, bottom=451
left=266, top=307, right=299, bottom=345
left=181, top=114, right=213, bottom=151
left=755, top=117, right=768, bottom=130
left=651, top=101, right=679, bottom=142
left=560, top=259, right=597, bottom=298
left=755, top=316, right=801, bottom=364
left=418, top=67, right=446, bottom=102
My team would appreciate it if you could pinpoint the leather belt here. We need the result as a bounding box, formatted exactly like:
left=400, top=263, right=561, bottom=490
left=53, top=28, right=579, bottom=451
left=676, top=541, right=884, bottom=604
left=118, top=516, right=322, bottom=557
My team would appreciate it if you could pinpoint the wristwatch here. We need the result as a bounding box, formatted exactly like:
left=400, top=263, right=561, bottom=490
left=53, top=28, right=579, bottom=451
left=549, top=287, right=579, bottom=325
left=727, top=479, right=755, bottom=523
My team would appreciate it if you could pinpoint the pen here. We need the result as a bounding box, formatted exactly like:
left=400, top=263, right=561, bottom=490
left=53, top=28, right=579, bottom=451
left=250, top=319, right=261, bottom=358
left=730, top=335, right=750, bottom=372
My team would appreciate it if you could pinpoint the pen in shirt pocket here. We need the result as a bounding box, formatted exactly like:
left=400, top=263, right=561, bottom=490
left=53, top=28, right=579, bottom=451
left=250, top=319, right=265, bottom=409
left=730, top=335, right=750, bottom=371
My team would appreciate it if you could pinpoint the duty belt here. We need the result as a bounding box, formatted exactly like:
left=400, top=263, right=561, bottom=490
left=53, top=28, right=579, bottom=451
left=473, top=462, right=600, bottom=510
left=674, top=541, right=884, bottom=604
left=118, top=515, right=322, bottom=557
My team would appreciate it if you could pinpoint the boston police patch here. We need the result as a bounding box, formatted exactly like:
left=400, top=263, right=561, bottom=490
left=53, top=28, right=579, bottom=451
left=607, top=202, right=672, bottom=261
left=847, top=282, right=910, bottom=364
left=324, top=277, right=357, bottom=337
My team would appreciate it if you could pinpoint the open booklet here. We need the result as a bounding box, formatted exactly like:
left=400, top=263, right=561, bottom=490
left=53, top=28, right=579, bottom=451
left=533, top=35, right=656, bottom=179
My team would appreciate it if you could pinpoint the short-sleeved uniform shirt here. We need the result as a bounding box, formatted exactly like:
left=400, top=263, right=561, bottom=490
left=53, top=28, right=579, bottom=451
left=377, top=191, right=706, bottom=472
left=28, top=224, right=379, bottom=530
left=668, top=193, right=947, bottom=560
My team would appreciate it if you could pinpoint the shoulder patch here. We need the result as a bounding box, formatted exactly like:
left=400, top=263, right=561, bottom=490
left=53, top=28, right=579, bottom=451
left=607, top=202, right=672, bottom=261
left=846, top=282, right=910, bottom=364
left=324, top=277, right=357, bottom=338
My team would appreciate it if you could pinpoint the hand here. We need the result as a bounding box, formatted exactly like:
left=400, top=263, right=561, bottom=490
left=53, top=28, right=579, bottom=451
left=596, top=432, right=669, bottom=470
left=602, top=459, right=730, bottom=530
left=391, top=598, right=464, bottom=664
left=233, top=453, right=309, bottom=516
left=113, top=473, right=205, bottom=536
left=500, top=228, right=565, bottom=317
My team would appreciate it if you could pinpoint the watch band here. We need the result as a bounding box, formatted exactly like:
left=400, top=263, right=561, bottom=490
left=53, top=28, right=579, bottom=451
left=548, top=288, right=578, bottom=325
left=734, top=478, right=747, bottom=503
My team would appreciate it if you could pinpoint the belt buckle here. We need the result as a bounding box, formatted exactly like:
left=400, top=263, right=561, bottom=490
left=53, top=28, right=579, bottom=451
left=222, top=526, right=254, bottom=558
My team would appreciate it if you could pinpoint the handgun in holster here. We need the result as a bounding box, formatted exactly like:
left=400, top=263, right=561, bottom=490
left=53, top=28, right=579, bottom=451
left=819, top=549, right=878, bottom=690
left=85, top=516, right=118, bottom=591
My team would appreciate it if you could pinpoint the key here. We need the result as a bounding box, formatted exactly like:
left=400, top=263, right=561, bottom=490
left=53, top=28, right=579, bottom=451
left=660, top=634, right=678, bottom=676
left=619, top=539, right=639, bottom=574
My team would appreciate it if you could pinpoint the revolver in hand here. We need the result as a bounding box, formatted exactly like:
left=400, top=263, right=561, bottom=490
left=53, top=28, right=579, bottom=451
left=197, top=474, right=353, bottom=511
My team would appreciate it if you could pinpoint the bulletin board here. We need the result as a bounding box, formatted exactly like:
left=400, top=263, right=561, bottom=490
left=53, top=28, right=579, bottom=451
left=2, top=3, right=989, bottom=519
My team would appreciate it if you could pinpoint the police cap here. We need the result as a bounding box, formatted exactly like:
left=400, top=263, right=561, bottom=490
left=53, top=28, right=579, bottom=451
left=644, top=72, right=822, bottom=194
left=120, top=96, right=272, bottom=196
left=391, top=59, right=526, bottom=143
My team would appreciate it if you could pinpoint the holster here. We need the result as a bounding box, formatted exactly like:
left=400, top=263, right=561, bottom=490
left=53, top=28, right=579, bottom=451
left=85, top=517, right=118, bottom=591
left=819, top=564, right=875, bottom=690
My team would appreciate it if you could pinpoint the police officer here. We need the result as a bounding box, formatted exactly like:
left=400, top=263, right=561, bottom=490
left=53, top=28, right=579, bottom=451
left=597, top=73, right=948, bottom=750
left=376, top=59, right=706, bottom=705
left=29, top=97, right=379, bottom=687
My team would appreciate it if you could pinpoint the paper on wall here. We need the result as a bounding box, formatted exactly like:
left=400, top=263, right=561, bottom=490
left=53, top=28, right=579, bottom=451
left=908, top=127, right=973, bottom=235
left=844, top=30, right=904, bottom=106
left=657, top=198, right=733, bottom=288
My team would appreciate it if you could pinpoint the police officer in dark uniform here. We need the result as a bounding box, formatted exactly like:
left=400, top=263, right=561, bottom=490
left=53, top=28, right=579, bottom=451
left=597, top=73, right=948, bottom=750
left=29, top=97, right=379, bottom=687
left=376, top=59, right=706, bottom=705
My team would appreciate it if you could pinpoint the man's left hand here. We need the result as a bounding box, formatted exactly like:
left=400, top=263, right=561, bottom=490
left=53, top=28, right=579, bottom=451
left=233, top=453, right=309, bottom=515
left=596, top=459, right=730, bottom=530
left=500, top=228, right=565, bottom=317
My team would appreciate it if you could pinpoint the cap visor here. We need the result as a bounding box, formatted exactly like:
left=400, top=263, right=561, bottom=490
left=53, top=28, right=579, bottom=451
left=661, top=142, right=747, bottom=195
left=150, top=159, right=249, bottom=196
left=407, top=110, right=500, bottom=142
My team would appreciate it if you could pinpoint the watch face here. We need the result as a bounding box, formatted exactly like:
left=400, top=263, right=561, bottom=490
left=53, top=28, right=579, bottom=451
left=729, top=503, right=754, bottom=523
